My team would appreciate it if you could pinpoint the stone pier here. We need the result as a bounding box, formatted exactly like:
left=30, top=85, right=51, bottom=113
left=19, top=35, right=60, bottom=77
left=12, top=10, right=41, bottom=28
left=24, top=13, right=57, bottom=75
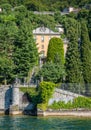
left=10, top=84, right=22, bottom=115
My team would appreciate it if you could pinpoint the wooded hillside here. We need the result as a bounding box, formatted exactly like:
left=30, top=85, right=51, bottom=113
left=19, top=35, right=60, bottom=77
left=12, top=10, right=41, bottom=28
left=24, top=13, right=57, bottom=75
left=0, top=0, right=91, bottom=11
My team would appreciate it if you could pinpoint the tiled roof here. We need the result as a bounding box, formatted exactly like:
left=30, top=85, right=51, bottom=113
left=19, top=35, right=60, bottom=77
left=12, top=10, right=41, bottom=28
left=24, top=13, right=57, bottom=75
left=33, top=27, right=60, bottom=35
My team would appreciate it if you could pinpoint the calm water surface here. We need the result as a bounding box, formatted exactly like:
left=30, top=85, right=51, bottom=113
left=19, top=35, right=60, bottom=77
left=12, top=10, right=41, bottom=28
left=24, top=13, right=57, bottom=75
left=0, top=116, right=91, bottom=130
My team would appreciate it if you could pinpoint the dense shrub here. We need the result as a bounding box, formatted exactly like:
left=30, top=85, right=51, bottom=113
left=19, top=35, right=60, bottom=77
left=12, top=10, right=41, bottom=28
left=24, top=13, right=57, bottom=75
left=37, top=103, right=48, bottom=111
left=37, top=81, right=55, bottom=111
left=39, top=81, right=55, bottom=103
left=47, top=37, right=64, bottom=64
left=37, top=62, right=65, bottom=83
left=49, top=96, right=91, bottom=110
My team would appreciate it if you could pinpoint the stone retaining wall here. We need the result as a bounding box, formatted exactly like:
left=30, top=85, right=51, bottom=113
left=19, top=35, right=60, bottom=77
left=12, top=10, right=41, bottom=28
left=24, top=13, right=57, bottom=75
left=37, top=110, right=91, bottom=117
left=0, top=86, right=12, bottom=110
left=48, top=88, right=83, bottom=105
left=0, top=86, right=83, bottom=115
left=0, top=85, right=33, bottom=114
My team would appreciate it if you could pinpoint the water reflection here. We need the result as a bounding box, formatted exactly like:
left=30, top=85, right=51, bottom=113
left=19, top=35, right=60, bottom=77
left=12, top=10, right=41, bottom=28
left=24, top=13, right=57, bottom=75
left=0, top=116, right=91, bottom=130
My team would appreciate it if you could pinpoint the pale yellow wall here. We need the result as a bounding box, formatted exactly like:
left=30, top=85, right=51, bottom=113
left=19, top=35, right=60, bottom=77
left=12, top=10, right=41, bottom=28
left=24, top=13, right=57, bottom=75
left=64, top=43, right=68, bottom=56
left=34, top=34, right=67, bottom=57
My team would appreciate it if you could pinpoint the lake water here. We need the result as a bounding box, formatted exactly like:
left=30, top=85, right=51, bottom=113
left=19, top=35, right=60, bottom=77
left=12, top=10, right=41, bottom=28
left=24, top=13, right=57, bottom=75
left=0, top=116, right=91, bottom=130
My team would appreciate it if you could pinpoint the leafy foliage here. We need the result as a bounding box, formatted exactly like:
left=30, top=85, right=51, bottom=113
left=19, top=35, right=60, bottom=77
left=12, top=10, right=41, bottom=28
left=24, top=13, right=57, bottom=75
left=0, top=56, right=14, bottom=84
left=47, top=37, right=64, bottom=64
left=0, top=20, right=17, bottom=83
left=37, top=103, right=48, bottom=111
left=63, top=18, right=81, bottom=40
left=80, top=21, right=91, bottom=83
left=0, top=0, right=91, bottom=92
left=37, top=62, right=65, bottom=83
left=0, top=0, right=90, bottom=11
left=20, top=87, right=39, bottom=104
left=65, top=19, right=84, bottom=92
left=14, top=18, right=38, bottom=79
left=80, top=21, right=91, bottom=95
left=88, top=9, right=91, bottom=41
left=39, top=81, right=55, bottom=103
left=20, top=82, right=55, bottom=111
left=37, top=37, right=65, bottom=84
left=0, top=5, right=38, bottom=84
left=77, top=9, right=89, bottom=21
left=49, top=96, right=91, bottom=110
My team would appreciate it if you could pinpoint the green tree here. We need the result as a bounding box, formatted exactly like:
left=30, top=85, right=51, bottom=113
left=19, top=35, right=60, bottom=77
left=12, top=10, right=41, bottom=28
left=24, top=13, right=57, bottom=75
left=14, top=5, right=27, bottom=25
left=63, top=18, right=81, bottom=41
left=88, top=9, right=91, bottom=41
left=14, top=19, right=38, bottom=80
left=47, top=37, right=65, bottom=64
left=54, top=11, right=61, bottom=22
left=0, top=3, right=12, bottom=13
left=24, top=0, right=46, bottom=11
left=0, top=56, right=14, bottom=84
left=0, top=20, right=18, bottom=83
left=7, top=0, right=24, bottom=6
left=37, top=62, right=65, bottom=83
left=65, top=21, right=84, bottom=93
left=38, top=37, right=65, bottom=84
left=0, top=0, right=90, bottom=11
left=80, top=21, right=91, bottom=95
left=77, top=9, right=89, bottom=21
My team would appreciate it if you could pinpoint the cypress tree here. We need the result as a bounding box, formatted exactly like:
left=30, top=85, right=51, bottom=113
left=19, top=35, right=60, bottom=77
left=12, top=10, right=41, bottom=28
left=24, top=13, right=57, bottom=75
left=80, top=21, right=91, bottom=95
left=47, top=37, right=64, bottom=64
left=88, top=9, right=91, bottom=41
left=43, top=37, right=65, bottom=83
left=65, top=22, right=84, bottom=93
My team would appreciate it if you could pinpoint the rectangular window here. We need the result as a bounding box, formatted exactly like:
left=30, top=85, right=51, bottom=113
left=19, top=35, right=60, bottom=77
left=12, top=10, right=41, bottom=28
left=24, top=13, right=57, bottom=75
left=41, top=45, right=44, bottom=49
left=41, top=36, right=44, bottom=42
left=49, top=36, right=51, bottom=40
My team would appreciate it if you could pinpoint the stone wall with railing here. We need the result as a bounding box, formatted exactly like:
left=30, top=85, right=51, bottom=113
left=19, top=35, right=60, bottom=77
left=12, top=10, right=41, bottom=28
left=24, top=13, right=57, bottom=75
left=0, top=85, right=85, bottom=114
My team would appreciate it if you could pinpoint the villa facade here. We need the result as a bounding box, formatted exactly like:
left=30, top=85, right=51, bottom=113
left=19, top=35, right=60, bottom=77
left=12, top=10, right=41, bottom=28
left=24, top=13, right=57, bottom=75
left=33, top=26, right=68, bottom=58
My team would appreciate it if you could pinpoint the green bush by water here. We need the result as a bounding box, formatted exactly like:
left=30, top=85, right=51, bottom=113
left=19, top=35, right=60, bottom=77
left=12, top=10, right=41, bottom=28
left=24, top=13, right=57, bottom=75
left=49, top=96, right=91, bottom=110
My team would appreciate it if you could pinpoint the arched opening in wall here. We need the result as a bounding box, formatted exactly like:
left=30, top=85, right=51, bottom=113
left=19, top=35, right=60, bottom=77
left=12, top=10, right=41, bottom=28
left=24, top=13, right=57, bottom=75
left=22, top=92, right=37, bottom=116
left=22, top=92, right=32, bottom=103
left=22, top=92, right=33, bottom=115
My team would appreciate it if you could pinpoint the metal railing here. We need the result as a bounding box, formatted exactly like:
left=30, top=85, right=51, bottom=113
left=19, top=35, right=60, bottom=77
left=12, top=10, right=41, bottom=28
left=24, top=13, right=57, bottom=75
left=57, top=83, right=91, bottom=97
